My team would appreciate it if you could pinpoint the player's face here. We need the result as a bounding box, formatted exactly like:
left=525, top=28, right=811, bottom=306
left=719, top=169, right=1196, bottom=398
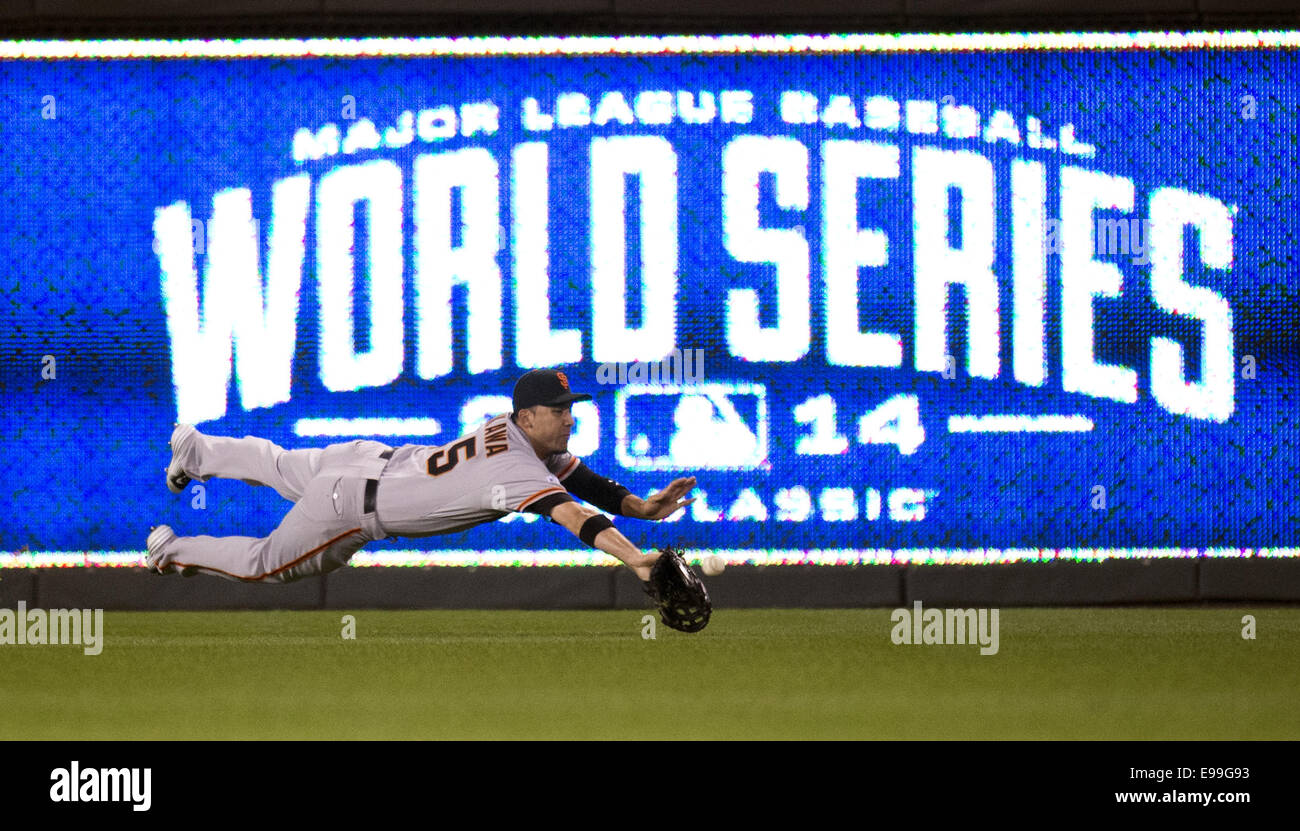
left=523, top=404, right=574, bottom=455
left=543, top=404, right=575, bottom=452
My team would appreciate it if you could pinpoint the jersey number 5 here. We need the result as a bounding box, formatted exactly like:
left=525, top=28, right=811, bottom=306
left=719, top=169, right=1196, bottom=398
left=427, top=437, right=477, bottom=476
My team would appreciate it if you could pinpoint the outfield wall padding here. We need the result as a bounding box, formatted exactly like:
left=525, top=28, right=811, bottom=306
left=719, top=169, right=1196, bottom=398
left=1199, top=558, right=1300, bottom=601
left=8, top=560, right=1300, bottom=611
left=907, top=560, right=1201, bottom=607
left=324, top=566, right=614, bottom=610
left=0, top=569, right=37, bottom=608
left=36, top=567, right=322, bottom=611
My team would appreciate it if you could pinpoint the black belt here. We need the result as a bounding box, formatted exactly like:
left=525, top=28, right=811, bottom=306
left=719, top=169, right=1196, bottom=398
left=364, top=448, right=395, bottom=514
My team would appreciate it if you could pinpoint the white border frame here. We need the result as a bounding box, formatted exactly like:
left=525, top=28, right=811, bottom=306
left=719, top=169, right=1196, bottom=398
left=1, top=31, right=1299, bottom=60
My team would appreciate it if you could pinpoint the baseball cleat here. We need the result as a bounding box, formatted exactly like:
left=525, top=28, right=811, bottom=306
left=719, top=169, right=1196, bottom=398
left=166, top=423, right=197, bottom=494
left=147, top=525, right=197, bottom=577
left=145, top=525, right=178, bottom=574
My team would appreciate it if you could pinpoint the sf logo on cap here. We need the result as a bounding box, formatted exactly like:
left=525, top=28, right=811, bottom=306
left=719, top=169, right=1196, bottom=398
left=557, top=371, right=570, bottom=390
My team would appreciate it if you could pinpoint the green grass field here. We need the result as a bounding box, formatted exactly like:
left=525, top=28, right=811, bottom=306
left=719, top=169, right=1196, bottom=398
left=1, top=608, right=1296, bottom=739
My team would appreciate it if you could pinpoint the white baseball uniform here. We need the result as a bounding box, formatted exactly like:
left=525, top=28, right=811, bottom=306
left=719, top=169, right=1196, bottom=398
left=155, top=414, right=581, bottom=583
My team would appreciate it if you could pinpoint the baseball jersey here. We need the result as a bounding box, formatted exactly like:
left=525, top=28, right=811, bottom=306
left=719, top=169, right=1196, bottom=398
left=373, top=413, right=580, bottom=537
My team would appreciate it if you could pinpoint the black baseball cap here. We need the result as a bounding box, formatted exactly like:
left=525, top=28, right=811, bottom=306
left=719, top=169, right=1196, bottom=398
left=512, top=368, right=592, bottom=413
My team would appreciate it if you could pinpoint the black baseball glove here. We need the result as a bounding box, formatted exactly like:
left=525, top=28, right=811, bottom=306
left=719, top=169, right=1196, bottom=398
left=643, top=547, right=711, bottom=633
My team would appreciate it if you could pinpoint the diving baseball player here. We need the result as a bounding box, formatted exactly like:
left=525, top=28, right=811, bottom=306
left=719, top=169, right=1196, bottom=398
left=145, top=369, right=697, bottom=585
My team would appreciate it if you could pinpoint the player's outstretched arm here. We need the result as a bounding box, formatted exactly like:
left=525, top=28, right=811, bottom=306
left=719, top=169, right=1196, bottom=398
left=620, top=476, right=697, bottom=521
left=550, top=500, right=658, bottom=581
left=560, top=462, right=695, bottom=521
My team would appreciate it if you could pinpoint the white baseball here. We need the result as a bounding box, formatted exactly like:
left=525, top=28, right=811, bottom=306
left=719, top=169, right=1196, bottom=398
left=701, top=555, right=725, bottom=576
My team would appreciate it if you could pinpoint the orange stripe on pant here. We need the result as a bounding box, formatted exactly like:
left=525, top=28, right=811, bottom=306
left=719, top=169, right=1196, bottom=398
left=174, top=527, right=362, bottom=582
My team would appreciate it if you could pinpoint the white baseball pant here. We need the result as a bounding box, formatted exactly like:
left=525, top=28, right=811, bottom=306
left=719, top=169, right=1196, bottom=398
left=160, top=431, right=392, bottom=583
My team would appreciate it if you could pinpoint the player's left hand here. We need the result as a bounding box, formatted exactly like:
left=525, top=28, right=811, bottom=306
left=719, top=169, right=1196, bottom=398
left=630, top=476, right=697, bottom=520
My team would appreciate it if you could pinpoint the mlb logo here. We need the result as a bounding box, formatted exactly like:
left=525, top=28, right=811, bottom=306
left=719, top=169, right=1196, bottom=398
left=615, top=383, right=768, bottom=470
